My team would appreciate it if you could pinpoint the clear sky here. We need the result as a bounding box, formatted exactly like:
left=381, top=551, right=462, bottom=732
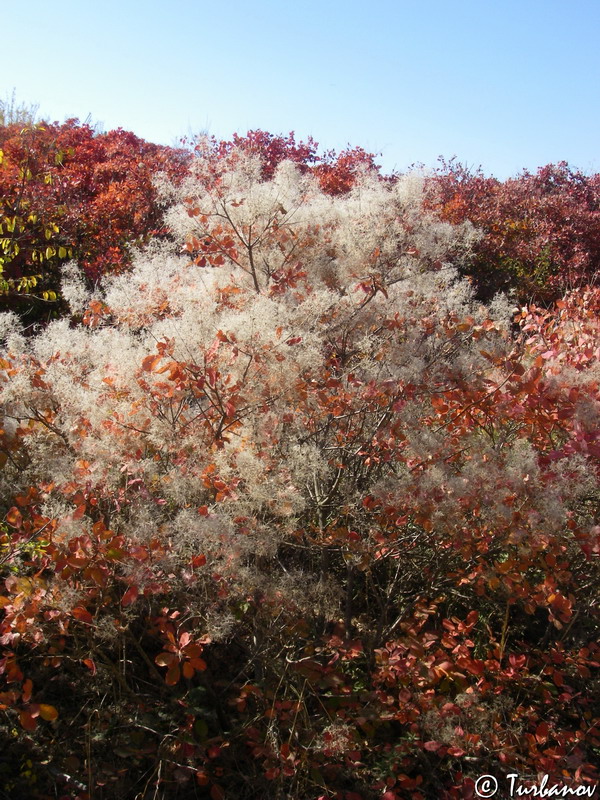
left=4, top=0, right=599, bottom=179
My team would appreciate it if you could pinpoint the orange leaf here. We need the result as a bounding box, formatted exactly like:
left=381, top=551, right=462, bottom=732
left=21, top=679, right=33, bottom=703
left=39, top=704, right=58, bottom=722
left=92, top=520, right=107, bottom=536
left=82, top=658, right=97, bottom=675
left=72, top=606, right=93, bottom=624
left=196, top=770, right=210, bottom=786
left=5, top=507, right=22, bottom=528
left=182, top=661, right=195, bottom=679
left=142, top=354, right=161, bottom=372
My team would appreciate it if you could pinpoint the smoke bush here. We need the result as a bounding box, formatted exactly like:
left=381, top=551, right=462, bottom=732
left=1, top=148, right=599, bottom=798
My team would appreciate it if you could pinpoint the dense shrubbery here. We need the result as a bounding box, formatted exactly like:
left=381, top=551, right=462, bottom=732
left=0, top=123, right=599, bottom=799
left=425, top=158, right=600, bottom=303
left=0, top=120, right=190, bottom=321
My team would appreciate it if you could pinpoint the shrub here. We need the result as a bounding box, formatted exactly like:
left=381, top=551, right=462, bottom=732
left=425, top=158, right=600, bottom=304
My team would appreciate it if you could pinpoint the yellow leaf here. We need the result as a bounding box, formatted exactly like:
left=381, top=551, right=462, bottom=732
left=15, top=577, right=32, bottom=595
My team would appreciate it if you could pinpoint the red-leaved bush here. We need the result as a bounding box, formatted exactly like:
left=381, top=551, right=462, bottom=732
left=0, top=119, right=189, bottom=318
left=425, top=158, right=600, bottom=303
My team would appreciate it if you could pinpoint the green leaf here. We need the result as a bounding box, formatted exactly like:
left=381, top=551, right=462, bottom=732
left=193, top=718, right=209, bottom=740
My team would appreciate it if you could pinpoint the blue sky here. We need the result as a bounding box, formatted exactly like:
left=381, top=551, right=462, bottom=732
left=4, top=0, right=599, bottom=179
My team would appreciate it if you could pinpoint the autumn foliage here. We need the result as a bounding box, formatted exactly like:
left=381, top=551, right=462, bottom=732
left=425, top=158, right=600, bottom=302
left=0, top=119, right=189, bottom=318
left=0, top=126, right=599, bottom=799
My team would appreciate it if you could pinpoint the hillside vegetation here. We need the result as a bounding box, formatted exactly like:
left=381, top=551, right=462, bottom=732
left=1, top=119, right=599, bottom=799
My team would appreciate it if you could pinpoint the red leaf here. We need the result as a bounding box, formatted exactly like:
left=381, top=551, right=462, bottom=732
left=19, top=710, right=37, bottom=731
left=155, top=652, right=178, bottom=668
left=121, top=585, right=139, bottom=607
left=130, top=545, right=148, bottom=561
left=509, top=653, right=526, bottom=669
left=553, top=669, right=564, bottom=687
left=210, top=784, right=225, bottom=800
left=535, top=721, right=549, bottom=743
left=182, top=642, right=203, bottom=657
left=165, top=665, right=181, bottom=685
